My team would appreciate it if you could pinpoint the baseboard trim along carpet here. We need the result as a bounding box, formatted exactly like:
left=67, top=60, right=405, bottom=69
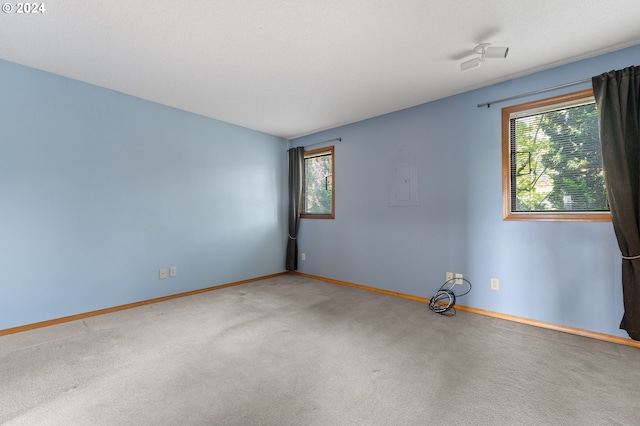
left=292, top=272, right=640, bottom=350
left=5, top=270, right=638, bottom=349
left=0, top=272, right=287, bottom=337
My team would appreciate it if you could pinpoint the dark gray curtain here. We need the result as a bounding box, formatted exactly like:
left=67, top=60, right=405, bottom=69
left=592, top=66, right=640, bottom=340
left=286, top=147, right=305, bottom=271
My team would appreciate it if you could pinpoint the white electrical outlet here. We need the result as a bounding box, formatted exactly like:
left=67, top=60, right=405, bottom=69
left=170, top=266, right=177, bottom=277
left=446, top=272, right=454, bottom=282
left=455, top=273, right=463, bottom=285
left=301, top=253, right=306, bottom=261
left=159, top=268, right=167, bottom=279
left=491, top=278, right=500, bottom=290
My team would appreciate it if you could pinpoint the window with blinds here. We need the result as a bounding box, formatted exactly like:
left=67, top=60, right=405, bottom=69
left=301, top=146, right=334, bottom=219
left=502, top=89, right=610, bottom=221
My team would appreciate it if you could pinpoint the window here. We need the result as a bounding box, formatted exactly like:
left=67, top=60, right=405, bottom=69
left=301, top=146, right=334, bottom=219
left=502, top=89, right=610, bottom=221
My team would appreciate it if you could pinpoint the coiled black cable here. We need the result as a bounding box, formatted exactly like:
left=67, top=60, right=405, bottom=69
left=428, top=277, right=471, bottom=316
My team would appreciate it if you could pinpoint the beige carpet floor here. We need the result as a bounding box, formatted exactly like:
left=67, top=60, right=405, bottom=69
left=2, top=274, right=640, bottom=425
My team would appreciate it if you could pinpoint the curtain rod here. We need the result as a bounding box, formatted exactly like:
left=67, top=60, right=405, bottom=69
left=477, top=78, right=592, bottom=108
left=304, top=137, right=342, bottom=148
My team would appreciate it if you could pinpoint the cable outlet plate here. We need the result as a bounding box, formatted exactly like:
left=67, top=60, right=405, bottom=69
left=446, top=272, right=453, bottom=282
left=159, top=268, right=167, bottom=279
left=455, top=273, right=463, bottom=285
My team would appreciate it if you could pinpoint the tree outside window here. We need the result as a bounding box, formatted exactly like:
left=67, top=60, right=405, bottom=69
left=502, top=89, right=610, bottom=221
left=302, top=146, right=334, bottom=219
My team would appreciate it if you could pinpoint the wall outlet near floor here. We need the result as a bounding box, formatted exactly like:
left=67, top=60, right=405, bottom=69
left=455, top=273, right=463, bottom=285
left=446, top=272, right=454, bottom=282
left=170, top=266, right=177, bottom=277
left=491, top=278, right=500, bottom=290
left=301, top=253, right=306, bottom=261
left=159, top=268, right=167, bottom=279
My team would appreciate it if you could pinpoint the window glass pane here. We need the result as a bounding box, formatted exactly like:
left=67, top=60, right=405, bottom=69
left=511, top=100, right=608, bottom=212
left=304, top=152, right=332, bottom=214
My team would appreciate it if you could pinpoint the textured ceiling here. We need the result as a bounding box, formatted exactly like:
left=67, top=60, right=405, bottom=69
left=2, top=0, right=640, bottom=139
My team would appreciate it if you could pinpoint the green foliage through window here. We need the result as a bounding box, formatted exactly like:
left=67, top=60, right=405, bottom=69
left=509, top=94, right=608, bottom=213
left=302, top=147, right=334, bottom=217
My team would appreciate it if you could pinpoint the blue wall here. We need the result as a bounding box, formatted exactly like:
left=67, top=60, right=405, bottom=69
left=292, top=45, right=640, bottom=338
left=0, top=60, right=288, bottom=330
left=3, top=44, right=638, bottom=338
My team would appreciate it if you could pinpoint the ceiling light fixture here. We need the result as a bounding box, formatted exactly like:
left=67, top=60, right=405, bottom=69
left=460, top=43, right=509, bottom=72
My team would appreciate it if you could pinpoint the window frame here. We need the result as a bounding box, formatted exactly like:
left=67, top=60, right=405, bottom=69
left=501, top=89, right=610, bottom=222
left=301, top=145, right=335, bottom=219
